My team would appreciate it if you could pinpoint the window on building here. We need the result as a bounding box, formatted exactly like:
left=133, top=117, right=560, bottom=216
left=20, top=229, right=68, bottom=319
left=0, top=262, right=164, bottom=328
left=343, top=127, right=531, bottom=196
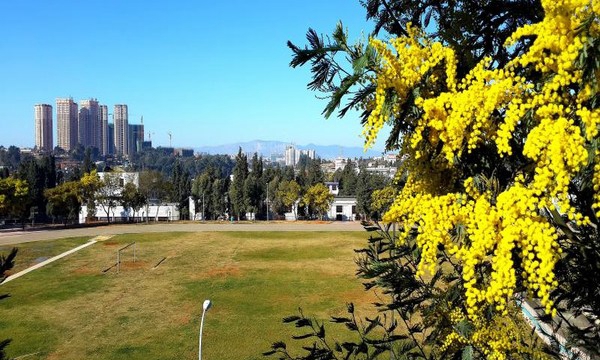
left=352, top=206, right=356, bottom=214
left=336, top=205, right=343, bottom=213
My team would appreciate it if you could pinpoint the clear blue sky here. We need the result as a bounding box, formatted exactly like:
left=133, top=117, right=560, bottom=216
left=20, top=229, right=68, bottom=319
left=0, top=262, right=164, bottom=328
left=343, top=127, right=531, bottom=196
left=0, top=0, right=385, bottom=150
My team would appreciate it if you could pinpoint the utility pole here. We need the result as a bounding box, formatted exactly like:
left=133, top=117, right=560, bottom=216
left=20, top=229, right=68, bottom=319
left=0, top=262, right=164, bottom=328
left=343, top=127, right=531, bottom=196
left=202, top=192, right=205, bottom=221
left=266, top=182, right=269, bottom=222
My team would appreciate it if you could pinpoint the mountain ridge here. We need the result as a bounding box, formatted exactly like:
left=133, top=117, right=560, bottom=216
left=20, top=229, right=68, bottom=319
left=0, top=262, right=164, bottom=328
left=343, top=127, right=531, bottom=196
left=192, top=140, right=385, bottom=159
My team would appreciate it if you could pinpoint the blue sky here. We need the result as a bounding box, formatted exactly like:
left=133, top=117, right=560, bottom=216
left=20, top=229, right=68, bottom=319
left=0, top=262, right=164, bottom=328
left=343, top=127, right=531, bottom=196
left=0, top=0, right=385, bottom=150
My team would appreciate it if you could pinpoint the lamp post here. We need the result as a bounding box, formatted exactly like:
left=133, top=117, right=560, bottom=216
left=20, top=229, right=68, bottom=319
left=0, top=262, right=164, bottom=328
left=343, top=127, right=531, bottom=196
left=266, top=182, right=269, bottom=222
left=199, top=299, right=212, bottom=360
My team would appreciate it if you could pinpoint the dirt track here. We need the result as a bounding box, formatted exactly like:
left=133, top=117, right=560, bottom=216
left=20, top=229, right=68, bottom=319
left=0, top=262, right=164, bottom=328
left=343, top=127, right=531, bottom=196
left=0, top=221, right=366, bottom=245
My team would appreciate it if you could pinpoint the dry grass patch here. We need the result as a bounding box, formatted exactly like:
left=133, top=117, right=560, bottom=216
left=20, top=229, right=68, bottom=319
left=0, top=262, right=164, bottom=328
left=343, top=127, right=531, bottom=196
left=0, top=231, right=381, bottom=360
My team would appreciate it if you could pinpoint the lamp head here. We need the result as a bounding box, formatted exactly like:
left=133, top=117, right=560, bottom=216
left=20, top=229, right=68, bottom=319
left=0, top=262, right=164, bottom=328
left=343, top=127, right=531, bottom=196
left=203, top=299, right=212, bottom=311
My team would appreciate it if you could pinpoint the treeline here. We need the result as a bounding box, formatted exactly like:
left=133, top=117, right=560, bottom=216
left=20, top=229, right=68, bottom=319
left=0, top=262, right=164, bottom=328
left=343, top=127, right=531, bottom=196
left=0, top=146, right=391, bottom=225
left=192, top=149, right=390, bottom=221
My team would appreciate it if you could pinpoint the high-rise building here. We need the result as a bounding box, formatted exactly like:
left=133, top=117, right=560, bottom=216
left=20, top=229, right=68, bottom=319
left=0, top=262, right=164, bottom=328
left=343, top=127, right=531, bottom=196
left=285, top=145, right=296, bottom=167
left=285, top=145, right=316, bottom=167
left=128, top=124, right=144, bottom=155
left=56, top=98, right=78, bottom=151
left=107, top=123, right=115, bottom=155
left=79, top=99, right=100, bottom=149
left=99, top=105, right=109, bottom=156
left=34, top=104, right=53, bottom=151
left=114, top=104, right=128, bottom=156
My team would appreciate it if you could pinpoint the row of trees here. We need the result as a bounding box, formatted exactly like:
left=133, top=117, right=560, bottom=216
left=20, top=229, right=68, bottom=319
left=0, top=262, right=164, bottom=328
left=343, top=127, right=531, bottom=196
left=1, top=145, right=391, bottom=224
left=191, top=149, right=390, bottom=221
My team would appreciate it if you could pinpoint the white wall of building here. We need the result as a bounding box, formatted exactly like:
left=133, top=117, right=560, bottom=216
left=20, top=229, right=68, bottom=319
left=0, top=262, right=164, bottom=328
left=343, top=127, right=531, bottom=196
left=327, top=197, right=357, bottom=221
left=80, top=203, right=179, bottom=223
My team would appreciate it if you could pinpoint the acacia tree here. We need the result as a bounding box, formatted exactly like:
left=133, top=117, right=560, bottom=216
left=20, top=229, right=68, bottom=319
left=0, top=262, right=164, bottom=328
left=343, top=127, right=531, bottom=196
left=0, top=178, right=28, bottom=221
left=302, top=183, right=333, bottom=220
left=276, top=180, right=301, bottom=220
left=270, top=0, right=600, bottom=358
left=79, top=171, right=101, bottom=222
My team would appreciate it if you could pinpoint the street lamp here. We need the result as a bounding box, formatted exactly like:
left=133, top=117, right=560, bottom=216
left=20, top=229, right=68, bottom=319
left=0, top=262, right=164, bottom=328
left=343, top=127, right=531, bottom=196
left=198, top=299, right=212, bottom=360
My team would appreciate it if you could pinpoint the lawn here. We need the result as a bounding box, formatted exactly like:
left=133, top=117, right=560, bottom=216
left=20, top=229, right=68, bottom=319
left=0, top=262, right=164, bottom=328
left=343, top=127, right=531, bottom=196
left=0, top=231, right=377, bottom=360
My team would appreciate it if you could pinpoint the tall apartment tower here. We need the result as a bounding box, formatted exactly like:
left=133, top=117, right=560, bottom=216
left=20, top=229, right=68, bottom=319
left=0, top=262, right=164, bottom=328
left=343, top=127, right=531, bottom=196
left=79, top=99, right=100, bottom=149
left=56, top=98, right=78, bottom=151
left=107, top=123, right=115, bottom=155
left=34, top=104, right=53, bottom=151
left=128, top=123, right=144, bottom=155
left=113, top=104, right=128, bottom=156
left=99, top=105, right=109, bottom=156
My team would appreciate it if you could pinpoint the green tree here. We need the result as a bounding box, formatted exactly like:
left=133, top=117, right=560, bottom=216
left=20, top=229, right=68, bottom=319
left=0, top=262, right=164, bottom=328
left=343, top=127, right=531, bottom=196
left=276, top=180, right=301, bottom=220
left=0, top=178, right=29, bottom=221
left=302, top=183, right=333, bottom=220
left=44, top=181, right=82, bottom=224
left=192, top=168, right=217, bottom=220
left=171, top=161, right=191, bottom=220
left=138, top=170, right=172, bottom=222
left=79, top=171, right=101, bottom=221
left=96, top=172, right=121, bottom=224
left=211, top=177, right=229, bottom=220
left=121, top=182, right=146, bottom=222
left=229, top=148, right=248, bottom=220
left=355, top=167, right=388, bottom=220
left=82, top=147, right=95, bottom=174
left=337, top=160, right=358, bottom=196
left=0, top=146, right=21, bottom=171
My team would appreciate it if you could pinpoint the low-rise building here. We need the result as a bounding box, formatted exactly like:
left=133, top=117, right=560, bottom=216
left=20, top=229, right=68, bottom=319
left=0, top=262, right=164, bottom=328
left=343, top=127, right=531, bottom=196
left=327, top=196, right=357, bottom=221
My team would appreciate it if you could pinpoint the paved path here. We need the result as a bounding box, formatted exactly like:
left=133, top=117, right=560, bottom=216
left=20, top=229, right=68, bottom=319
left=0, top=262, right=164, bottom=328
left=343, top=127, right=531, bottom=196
left=1, top=235, right=114, bottom=284
left=0, top=221, right=365, bottom=246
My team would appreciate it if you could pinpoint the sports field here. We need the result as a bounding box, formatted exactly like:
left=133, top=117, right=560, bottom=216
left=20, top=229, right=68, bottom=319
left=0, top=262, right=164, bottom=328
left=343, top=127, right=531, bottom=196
left=0, top=231, right=375, bottom=360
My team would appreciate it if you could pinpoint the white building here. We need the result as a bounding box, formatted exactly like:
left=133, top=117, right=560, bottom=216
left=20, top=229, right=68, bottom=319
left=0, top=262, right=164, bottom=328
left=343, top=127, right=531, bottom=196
left=78, top=172, right=178, bottom=223
left=334, top=157, right=347, bottom=171
left=325, top=182, right=340, bottom=196
left=327, top=196, right=357, bottom=221
left=80, top=203, right=179, bottom=223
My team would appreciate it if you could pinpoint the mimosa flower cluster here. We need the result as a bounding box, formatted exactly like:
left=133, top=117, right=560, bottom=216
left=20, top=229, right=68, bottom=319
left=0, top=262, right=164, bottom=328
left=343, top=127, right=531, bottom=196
left=365, top=0, right=599, bottom=356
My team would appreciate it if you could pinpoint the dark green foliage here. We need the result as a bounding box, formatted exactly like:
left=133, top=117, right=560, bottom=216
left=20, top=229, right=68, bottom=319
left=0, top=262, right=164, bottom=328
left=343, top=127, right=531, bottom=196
left=16, top=155, right=57, bottom=223
left=230, top=148, right=249, bottom=220
left=0, top=146, right=21, bottom=171
left=171, top=161, right=192, bottom=219
left=130, top=148, right=235, bottom=180
left=335, top=160, right=358, bottom=196
left=82, top=147, right=96, bottom=174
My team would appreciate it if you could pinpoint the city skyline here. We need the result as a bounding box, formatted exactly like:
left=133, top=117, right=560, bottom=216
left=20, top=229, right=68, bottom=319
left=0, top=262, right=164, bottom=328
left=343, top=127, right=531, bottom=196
left=0, top=1, right=385, bottom=151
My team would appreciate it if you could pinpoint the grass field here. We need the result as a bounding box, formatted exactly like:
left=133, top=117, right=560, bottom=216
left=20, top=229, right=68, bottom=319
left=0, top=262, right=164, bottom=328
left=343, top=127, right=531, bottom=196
left=0, top=231, right=376, bottom=360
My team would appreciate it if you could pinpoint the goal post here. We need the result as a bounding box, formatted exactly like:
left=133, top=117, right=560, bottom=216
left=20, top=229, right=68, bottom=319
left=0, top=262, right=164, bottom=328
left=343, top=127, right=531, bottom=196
left=117, top=242, right=136, bottom=273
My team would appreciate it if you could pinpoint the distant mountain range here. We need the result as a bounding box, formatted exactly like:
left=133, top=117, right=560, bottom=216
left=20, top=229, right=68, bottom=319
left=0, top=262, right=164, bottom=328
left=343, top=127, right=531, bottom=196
left=193, top=140, right=385, bottom=160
